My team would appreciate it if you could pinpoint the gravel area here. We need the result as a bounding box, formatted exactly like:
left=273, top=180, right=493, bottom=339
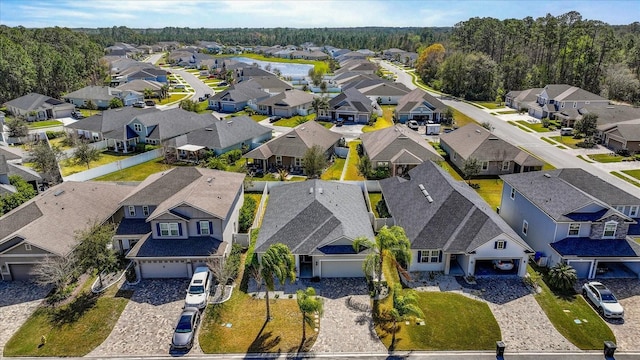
left=0, top=282, right=50, bottom=356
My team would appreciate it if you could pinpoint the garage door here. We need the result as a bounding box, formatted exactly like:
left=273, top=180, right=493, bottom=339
left=320, top=260, right=363, bottom=278
left=274, top=108, right=289, bottom=117
left=9, top=264, right=36, bottom=281
left=140, top=260, right=189, bottom=279
left=607, top=139, right=624, bottom=151
left=568, top=261, right=592, bottom=278
left=222, top=103, right=236, bottom=112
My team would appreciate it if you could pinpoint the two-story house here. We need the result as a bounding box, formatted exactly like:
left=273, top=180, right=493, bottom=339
left=500, top=169, right=640, bottom=279
left=509, top=84, right=609, bottom=120
left=116, top=167, right=245, bottom=279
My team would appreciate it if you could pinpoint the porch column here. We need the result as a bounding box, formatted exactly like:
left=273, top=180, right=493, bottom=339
left=444, top=253, right=451, bottom=275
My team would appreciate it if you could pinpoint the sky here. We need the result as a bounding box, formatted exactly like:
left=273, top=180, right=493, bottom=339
left=0, top=0, right=638, bottom=29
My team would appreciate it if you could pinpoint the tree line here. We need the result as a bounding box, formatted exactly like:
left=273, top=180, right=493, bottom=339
left=416, top=12, right=640, bottom=102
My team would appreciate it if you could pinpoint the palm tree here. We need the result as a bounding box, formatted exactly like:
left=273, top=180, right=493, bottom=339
left=296, top=287, right=323, bottom=344
left=311, top=96, right=329, bottom=120
left=260, top=243, right=296, bottom=321
left=160, top=84, right=169, bottom=100
left=143, top=88, right=154, bottom=100
left=353, top=226, right=412, bottom=296
left=547, top=263, right=577, bottom=292
left=389, top=283, right=424, bottom=348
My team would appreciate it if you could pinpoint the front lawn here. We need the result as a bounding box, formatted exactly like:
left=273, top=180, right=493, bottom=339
left=588, top=153, right=635, bottom=163
left=94, top=158, right=172, bottom=181
left=344, top=141, right=365, bottom=180
left=611, top=171, right=640, bottom=188
left=549, top=136, right=582, bottom=149
left=622, top=169, right=640, bottom=181
left=157, top=93, right=188, bottom=105
left=199, top=286, right=315, bottom=353
left=528, top=266, right=615, bottom=350
left=362, top=105, right=394, bottom=133
left=452, top=108, right=476, bottom=128
left=320, top=158, right=345, bottom=180
left=516, top=120, right=551, bottom=132
left=272, top=115, right=314, bottom=127
left=28, top=120, right=62, bottom=129
left=4, top=282, right=131, bottom=356
left=59, top=151, right=134, bottom=177
left=475, top=102, right=502, bottom=109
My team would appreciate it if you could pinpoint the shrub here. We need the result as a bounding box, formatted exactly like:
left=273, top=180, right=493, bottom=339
left=576, top=138, right=597, bottom=149
left=238, top=196, right=257, bottom=233
left=547, top=263, right=577, bottom=292
left=616, top=148, right=631, bottom=157
left=375, top=198, right=391, bottom=218
left=46, top=130, right=65, bottom=140
left=541, top=118, right=551, bottom=128
left=225, top=149, right=242, bottom=164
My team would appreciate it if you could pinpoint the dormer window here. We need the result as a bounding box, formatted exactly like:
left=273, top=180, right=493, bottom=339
left=128, top=206, right=136, bottom=216
left=603, top=221, right=618, bottom=238
left=568, top=223, right=580, bottom=236
left=630, top=206, right=638, bottom=217
left=142, top=205, right=149, bottom=216
left=133, top=123, right=142, bottom=132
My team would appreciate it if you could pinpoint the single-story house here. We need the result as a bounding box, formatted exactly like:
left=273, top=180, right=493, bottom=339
left=380, top=161, right=533, bottom=277
left=208, top=81, right=271, bottom=113
left=255, top=180, right=375, bottom=278
left=343, top=79, right=410, bottom=105
left=326, top=87, right=376, bottom=124
left=599, top=119, right=640, bottom=153
left=3, top=93, right=75, bottom=121
left=395, top=88, right=447, bottom=123
left=256, top=89, right=315, bottom=117
left=440, top=123, right=544, bottom=175
left=116, top=79, right=165, bottom=97
left=63, top=86, right=143, bottom=109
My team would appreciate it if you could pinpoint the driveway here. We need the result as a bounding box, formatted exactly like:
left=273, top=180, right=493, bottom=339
left=588, top=279, right=640, bottom=351
left=88, top=279, right=200, bottom=356
left=0, top=282, right=50, bottom=356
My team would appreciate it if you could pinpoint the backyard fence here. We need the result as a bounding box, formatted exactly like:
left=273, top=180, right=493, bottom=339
left=63, top=148, right=163, bottom=182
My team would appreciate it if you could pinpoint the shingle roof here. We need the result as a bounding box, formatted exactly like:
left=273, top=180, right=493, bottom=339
left=210, top=81, right=270, bottom=103
left=0, top=181, right=134, bottom=256
left=244, top=120, right=341, bottom=160
left=551, top=237, right=640, bottom=257
left=360, top=124, right=442, bottom=163
left=380, top=161, right=527, bottom=252
left=255, top=179, right=374, bottom=254
left=63, top=86, right=122, bottom=101
left=65, top=106, right=158, bottom=135
left=329, top=87, right=373, bottom=113
left=0, top=146, right=23, bottom=162
left=168, top=116, right=272, bottom=151
left=3, top=93, right=71, bottom=112
left=116, top=79, right=164, bottom=92
left=396, top=88, right=446, bottom=113
left=136, top=108, right=218, bottom=141
left=127, top=234, right=226, bottom=257
left=257, top=89, right=314, bottom=107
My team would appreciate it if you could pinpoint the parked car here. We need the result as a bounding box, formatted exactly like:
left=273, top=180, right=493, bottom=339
left=218, top=82, right=228, bottom=87
left=582, top=281, right=624, bottom=319
left=184, top=266, right=212, bottom=309
left=492, top=259, right=514, bottom=271
left=145, top=100, right=155, bottom=107
left=269, top=116, right=282, bottom=123
left=133, top=101, right=145, bottom=108
left=336, top=118, right=345, bottom=127
left=407, top=120, right=419, bottom=131
left=171, top=307, right=201, bottom=350
left=71, top=110, right=84, bottom=119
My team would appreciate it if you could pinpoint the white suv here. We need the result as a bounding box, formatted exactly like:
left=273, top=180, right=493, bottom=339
left=184, top=267, right=212, bottom=310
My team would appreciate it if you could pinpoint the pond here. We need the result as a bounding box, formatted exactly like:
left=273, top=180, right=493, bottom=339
left=231, top=57, right=313, bottom=78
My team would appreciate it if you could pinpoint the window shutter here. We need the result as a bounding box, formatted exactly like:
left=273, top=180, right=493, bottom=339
left=196, top=221, right=201, bottom=235
left=438, top=251, right=443, bottom=263
left=178, top=223, right=183, bottom=236
left=503, top=241, right=507, bottom=249
left=209, top=222, right=213, bottom=234
left=417, top=251, right=422, bottom=263
left=494, top=241, right=498, bottom=249
left=156, top=223, right=160, bottom=236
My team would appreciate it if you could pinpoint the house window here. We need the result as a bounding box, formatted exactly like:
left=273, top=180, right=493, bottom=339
left=159, top=223, right=179, bottom=236
left=568, top=223, right=580, bottom=236
left=630, top=206, right=639, bottom=217
left=510, top=187, right=516, bottom=200
left=522, top=220, right=528, bottom=236
left=452, top=152, right=457, bottom=160
left=133, top=123, right=142, bottom=132
left=615, top=205, right=625, bottom=214
left=199, top=221, right=210, bottom=235
left=377, top=161, right=389, bottom=169
left=275, top=155, right=282, bottom=166
left=561, top=102, right=565, bottom=108
left=142, top=206, right=149, bottom=216
left=294, top=157, right=301, bottom=167
left=25, top=244, right=32, bottom=251
left=494, top=240, right=506, bottom=249
left=481, top=161, right=489, bottom=171
left=128, top=205, right=136, bottom=217
left=573, top=102, right=577, bottom=108
left=603, top=221, right=617, bottom=238
left=418, top=250, right=441, bottom=263
left=502, top=161, right=510, bottom=171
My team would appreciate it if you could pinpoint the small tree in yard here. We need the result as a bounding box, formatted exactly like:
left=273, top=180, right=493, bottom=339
left=28, top=141, right=64, bottom=185
left=109, top=97, right=123, bottom=109
left=462, top=157, right=481, bottom=186
left=74, top=221, right=118, bottom=288
left=547, top=263, right=577, bottom=293
left=85, top=100, right=97, bottom=115
left=32, top=256, right=77, bottom=304
left=357, top=155, right=372, bottom=178
left=260, top=243, right=296, bottom=321
left=389, top=283, right=424, bottom=349
left=73, top=140, right=101, bottom=169
left=442, top=107, right=455, bottom=126
left=296, top=287, right=323, bottom=346
left=302, top=145, right=327, bottom=179
left=574, top=113, right=598, bottom=138
left=6, top=117, right=29, bottom=138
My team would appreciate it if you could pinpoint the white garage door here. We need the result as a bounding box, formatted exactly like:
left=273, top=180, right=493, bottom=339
left=274, top=108, right=289, bottom=117
left=140, top=260, right=189, bottom=279
left=320, top=260, right=363, bottom=278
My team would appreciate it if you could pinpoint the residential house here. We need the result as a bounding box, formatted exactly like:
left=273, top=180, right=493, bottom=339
left=505, top=88, right=543, bottom=111
left=326, top=87, right=376, bottom=123
left=599, top=119, right=640, bottom=153
left=255, top=180, right=375, bottom=278
left=243, top=120, right=342, bottom=174
left=239, top=76, right=293, bottom=95
left=3, top=93, right=75, bottom=121
left=117, top=167, right=245, bottom=279
left=116, top=79, right=165, bottom=98
left=256, top=89, right=315, bottom=117
left=360, top=125, right=443, bottom=177
left=166, top=116, right=272, bottom=161
left=440, top=124, right=544, bottom=175
left=65, top=106, right=158, bottom=145
left=63, top=86, right=143, bottom=109
left=380, top=161, right=533, bottom=277
left=511, top=84, right=609, bottom=119
left=395, top=88, right=447, bottom=123
left=335, top=59, right=378, bottom=76
left=342, top=78, right=410, bottom=105
left=0, top=154, right=43, bottom=195
left=208, top=80, right=271, bottom=113
left=0, top=181, right=133, bottom=280
left=500, top=169, right=640, bottom=279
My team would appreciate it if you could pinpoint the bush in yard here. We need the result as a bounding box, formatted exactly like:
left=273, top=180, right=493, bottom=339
left=225, top=149, right=242, bottom=164
left=547, top=263, right=577, bottom=292
left=375, top=198, right=391, bottom=218
left=576, top=137, right=597, bottom=149
left=46, top=130, right=65, bottom=140
left=238, top=196, right=257, bottom=233
left=541, top=118, right=551, bottom=128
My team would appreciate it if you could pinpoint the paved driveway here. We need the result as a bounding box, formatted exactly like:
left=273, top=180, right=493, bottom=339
left=589, top=279, right=640, bottom=351
left=88, top=279, right=198, bottom=356
left=0, top=282, right=50, bottom=356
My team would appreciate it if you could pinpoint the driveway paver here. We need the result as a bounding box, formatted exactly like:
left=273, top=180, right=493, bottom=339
left=88, top=279, right=200, bottom=356
left=0, top=282, right=50, bottom=356
left=588, top=279, right=640, bottom=351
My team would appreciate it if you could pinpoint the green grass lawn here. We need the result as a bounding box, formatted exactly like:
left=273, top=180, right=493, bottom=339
left=577, top=155, right=595, bottom=163
left=612, top=171, right=640, bottom=188
left=94, top=158, right=171, bottom=181
left=475, top=102, right=502, bottom=109
left=622, top=169, right=640, bottom=180
left=516, top=120, right=551, bottom=132
left=78, top=109, right=101, bottom=117
left=541, top=137, right=557, bottom=145
left=528, top=266, right=615, bottom=350
left=549, top=136, right=582, bottom=149
left=59, top=151, right=134, bottom=177
left=496, top=110, right=518, bottom=115
left=320, top=158, right=345, bottom=180
left=452, top=108, right=476, bottom=128
left=272, top=115, right=314, bottom=127
left=472, top=178, right=504, bottom=211
left=157, top=93, right=188, bottom=105
left=588, top=153, right=635, bottom=163
left=369, top=193, right=382, bottom=217
left=49, top=137, right=73, bottom=151
left=28, top=120, right=63, bottom=128
left=345, top=141, right=365, bottom=181
left=362, top=105, right=394, bottom=133
left=4, top=281, right=131, bottom=356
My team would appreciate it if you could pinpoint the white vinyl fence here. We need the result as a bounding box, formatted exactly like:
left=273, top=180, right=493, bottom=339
left=63, top=149, right=163, bottom=182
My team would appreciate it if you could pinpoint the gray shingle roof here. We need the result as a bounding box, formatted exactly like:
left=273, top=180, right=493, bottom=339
left=210, top=81, right=270, bottom=103
left=257, top=89, right=315, bottom=107
left=396, top=88, right=446, bottom=114
left=169, top=116, right=272, bottom=151
left=136, top=108, right=218, bottom=141
left=380, top=161, right=526, bottom=252
left=127, top=234, right=226, bottom=258
left=3, top=93, right=71, bottom=112
left=360, top=124, right=442, bottom=164
left=116, top=79, right=164, bottom=92
left=255, top=180, right=374, bottom=254
left=329, top=87, right=373, bottom=113
left=65, top=106, right=158, bottom=135
left=63, top=86, right=123, bottom=101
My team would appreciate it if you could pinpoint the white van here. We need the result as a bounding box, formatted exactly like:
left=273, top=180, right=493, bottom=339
left=560, top=127, right=573, bottom=136
left=184, top=266, right=212, bottom=309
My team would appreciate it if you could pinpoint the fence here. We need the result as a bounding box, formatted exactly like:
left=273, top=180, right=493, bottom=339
left=234, top=183, right=270, bottom=247
left=63, top=148, right=163, bottom=182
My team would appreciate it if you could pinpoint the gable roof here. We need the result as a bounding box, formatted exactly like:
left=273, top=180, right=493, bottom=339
left=210, top=81, right=270, bottom=103
left=0, top=181, right=134, bottom=256
left=135, top=108, right=218, bottom=141
left=257, top=89, right=315, bottom=108
left=63, top=86, right=125, bottom=101
left=343, top=79, right=410, bottom=97
left=329, top=87, right=373, bottom=114
left=360, top=124, right=442, bottom=163
left=244, top=120, right=341, bottom=160
left=168, top=116, right=272, bottom=150
left=65, top=106, right=158, bottom=135
left=543, top=84, right=607, bottom=102
left=255, top=179, right=374, bottom=254
left=0, top=146, right=24, bottom=162
left=116, top=79, right=164, bottom=92
left=603, top=122, right=640, bottom=141
left=3, top=93, right=70, bottom=112
left=380, top=161, right=528, bottom=252
left=396, top=88, right=447, bottom=114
